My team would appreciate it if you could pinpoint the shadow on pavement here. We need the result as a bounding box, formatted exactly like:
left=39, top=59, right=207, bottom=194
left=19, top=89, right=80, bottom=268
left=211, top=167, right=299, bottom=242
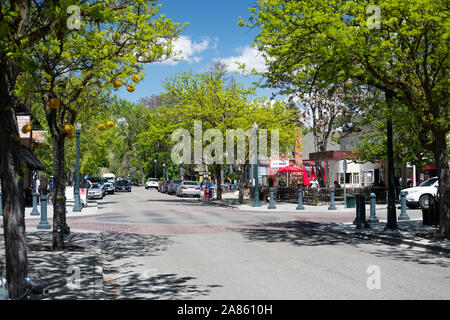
left=1, top=231, right=221, bottom=300
left=237, top=220, right=450, bottom=268
left=100, top=232, right=222, bottom=299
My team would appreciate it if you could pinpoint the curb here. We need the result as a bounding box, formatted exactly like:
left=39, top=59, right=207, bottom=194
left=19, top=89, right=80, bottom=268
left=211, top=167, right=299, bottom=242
left=325, top=225, right=450, bottom=255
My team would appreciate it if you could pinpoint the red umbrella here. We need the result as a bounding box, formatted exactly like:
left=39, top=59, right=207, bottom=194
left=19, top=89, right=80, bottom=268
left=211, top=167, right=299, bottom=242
left=302, top=166, right=310, bottom=186
left=277, top=165, right=302, bottom=173
left=310, top=167, right=316, bottom=181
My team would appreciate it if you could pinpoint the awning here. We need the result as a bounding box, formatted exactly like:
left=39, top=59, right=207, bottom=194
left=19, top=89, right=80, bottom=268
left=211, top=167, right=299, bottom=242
left=308, top=150, right=358, bottom=161
left=19, top=145, right=45, bottom=171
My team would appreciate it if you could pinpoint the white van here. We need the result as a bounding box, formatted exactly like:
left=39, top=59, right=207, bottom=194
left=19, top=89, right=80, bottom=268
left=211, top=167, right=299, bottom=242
left=103, top=173, right=116, bottom=184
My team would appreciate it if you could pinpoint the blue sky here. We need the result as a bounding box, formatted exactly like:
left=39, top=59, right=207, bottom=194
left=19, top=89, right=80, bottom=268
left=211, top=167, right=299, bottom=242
left=115, top=0, right=273, bottom=103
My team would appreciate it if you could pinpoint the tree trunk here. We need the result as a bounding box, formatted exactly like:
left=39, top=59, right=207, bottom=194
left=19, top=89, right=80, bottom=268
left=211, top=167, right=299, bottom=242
left=238, top=164, right=245, bottom=204
left=215, top=164, right=223, bottom=200
left=432, top=133, right=450, bottom=239
left=52, top=135, right=66, bottom=250
left=0, top=93, right=29, bottom=300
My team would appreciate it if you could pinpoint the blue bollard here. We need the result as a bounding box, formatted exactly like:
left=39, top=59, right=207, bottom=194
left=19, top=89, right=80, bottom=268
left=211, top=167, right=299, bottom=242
left=367, top=193, right=379, bottom=223
left=296, top=188, right=304, bottom=210
left=328, top=188, right=337, bottom=210
left=37, top=194, right=51, bottom=230
left=354, top=194, right=369, bottom=229
left=268, top=187, right=276, bottom=209
left=30, top=190, right=40, bottom=216
left=398, top=191, right=410, bottom=221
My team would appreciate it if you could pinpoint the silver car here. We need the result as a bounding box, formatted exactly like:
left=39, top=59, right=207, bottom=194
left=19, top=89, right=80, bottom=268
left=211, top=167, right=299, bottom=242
left=88, top=183, right=104, bottom=199
left=176, top=181, right=201, bottom=197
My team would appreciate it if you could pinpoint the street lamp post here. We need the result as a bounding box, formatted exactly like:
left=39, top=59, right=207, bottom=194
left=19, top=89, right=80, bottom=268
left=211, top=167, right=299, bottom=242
left=73, top=123, right=82, bottom=212
left=253, top=122, right=261, bottom=207
left=154, top=159, right=157, bottom=179
left=343, top=159, right=347, bottom=208
left=163, top=163, right=166, bottom=180
left=385, top=93, right=398, bottom=231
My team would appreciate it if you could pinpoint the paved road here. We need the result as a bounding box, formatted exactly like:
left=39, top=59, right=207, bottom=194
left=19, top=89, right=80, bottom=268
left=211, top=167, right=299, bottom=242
left=26, top=187, right=450, bottom=299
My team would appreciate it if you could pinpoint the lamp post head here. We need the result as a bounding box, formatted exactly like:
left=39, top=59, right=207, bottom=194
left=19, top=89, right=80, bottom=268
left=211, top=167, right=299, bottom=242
left=252, top=122, right=258, bottom=131
left=75, top=123, right=82, bottom=131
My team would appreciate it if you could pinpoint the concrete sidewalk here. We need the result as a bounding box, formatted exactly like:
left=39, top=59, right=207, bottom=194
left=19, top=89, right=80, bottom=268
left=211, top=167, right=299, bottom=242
left=25, top=201, right=100, bottom=220
left=0, top=230, right=105, bottom=300
left=325, top=220, right=450, bottom=254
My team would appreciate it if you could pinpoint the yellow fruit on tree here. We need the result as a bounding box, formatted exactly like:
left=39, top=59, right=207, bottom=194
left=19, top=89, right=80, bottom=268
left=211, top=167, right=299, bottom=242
left=64, top=124, right=73, bottom=133
left=49, top=98, right=60, bottom=109
left=106, top=121, right=114, bottom=128
left=126, top=84, right=135, bottom=92
left=22, top=124, right=32, bottom=134
left=113, top=79, right=122, bottom=88
left=132, top=74, right=140, bottom=83
left=98, top=123, right=105, bottom=131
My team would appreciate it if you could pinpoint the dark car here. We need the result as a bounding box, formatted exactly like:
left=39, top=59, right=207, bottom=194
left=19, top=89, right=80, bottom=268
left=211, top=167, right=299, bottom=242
left=115, top=180, right=131, bottom=192
left=168, top=179, right=182, bottom=195
left=130, top=179, right=139, bottom=186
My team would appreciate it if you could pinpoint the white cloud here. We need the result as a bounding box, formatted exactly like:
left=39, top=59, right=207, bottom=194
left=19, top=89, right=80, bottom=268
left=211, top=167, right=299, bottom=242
left=218, top=46, right=267, bottom=74
left=160, top=36, right=217, bottom=65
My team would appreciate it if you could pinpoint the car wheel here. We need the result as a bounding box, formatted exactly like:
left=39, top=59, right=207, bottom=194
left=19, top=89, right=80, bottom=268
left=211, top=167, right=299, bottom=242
left=419, top=195, right=431, bottom=209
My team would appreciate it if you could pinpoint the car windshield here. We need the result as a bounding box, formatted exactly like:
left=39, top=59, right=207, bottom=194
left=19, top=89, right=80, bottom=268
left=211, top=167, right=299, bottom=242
left=148, top=178, right=158, bottom=182
left=117, top=180, right=129, bottom=186
left=91, top=184, right=101, bottom=189
left=419, top=177, right=438, bottom=187
left=183, top=181, right=197, bottom=186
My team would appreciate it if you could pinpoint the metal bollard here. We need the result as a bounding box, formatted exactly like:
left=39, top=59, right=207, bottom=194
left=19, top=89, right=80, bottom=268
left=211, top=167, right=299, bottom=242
left=398, top=191, right=410, bottom=221
left=268, top=187, right=276, bottom=209
left=367, top=193, right=379, bottom=223
left=30, top=190, right=40, bottom=216
left=328, top=188, right=337, bottom=210
left=37, top=194, right=51, bottom=230
left=353, top=194, right=369, bottom=228
left=296, top=188, right=305, bottom=210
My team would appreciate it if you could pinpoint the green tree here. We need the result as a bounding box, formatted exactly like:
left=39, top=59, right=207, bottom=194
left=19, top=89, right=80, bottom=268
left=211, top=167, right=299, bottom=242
left=241, top=0, right=450, bottom=238
left=15, top=0, right=184, bottom=249
left=0, top=0, right=62, bottom=299
left=138, top=64, right=301, bottom=200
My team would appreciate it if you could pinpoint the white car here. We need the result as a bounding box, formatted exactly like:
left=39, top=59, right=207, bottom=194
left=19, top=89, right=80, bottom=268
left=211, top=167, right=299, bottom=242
left=145, top=178, right=159, bottom=190
left=402, top=177, right=438, bottom=209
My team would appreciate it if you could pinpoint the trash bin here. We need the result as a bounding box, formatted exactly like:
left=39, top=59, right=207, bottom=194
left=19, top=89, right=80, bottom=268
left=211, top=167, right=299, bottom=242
left=346, top=194, right=356, bottom=208
left=422, top=195, right=439, bottom=226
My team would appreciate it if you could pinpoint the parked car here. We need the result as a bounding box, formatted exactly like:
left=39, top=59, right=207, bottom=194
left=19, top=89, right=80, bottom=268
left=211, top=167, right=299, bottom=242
left=168, top=179, right=182, bottom=195
left=145, top=178, right=159, bottom=190
left=88, top=183, right=104, bottom=199
left=103, top=182, right=115, bottom=195
left=403, top=177, right=438, bottom=209
left=115, top=179, right=132, bottom=192
left=176, top=181, right=201, bottom=197
left=130, top=179, right=139, bottom=186
left=159, top=180, right=170, bottom=193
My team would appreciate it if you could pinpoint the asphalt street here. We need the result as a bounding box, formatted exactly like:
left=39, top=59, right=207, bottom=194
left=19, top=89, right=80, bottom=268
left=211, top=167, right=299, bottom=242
left=26, top=187, right=450, bottom=299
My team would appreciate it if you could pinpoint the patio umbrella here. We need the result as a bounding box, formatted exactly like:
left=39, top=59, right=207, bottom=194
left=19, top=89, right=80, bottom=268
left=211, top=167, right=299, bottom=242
left=310, top=166, right=316, bottom=181
left=277, top=165, right=302, bottom=187
left=302, top=166, right=310, bottom=187
left=277, top=165, right=302, bottom=173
